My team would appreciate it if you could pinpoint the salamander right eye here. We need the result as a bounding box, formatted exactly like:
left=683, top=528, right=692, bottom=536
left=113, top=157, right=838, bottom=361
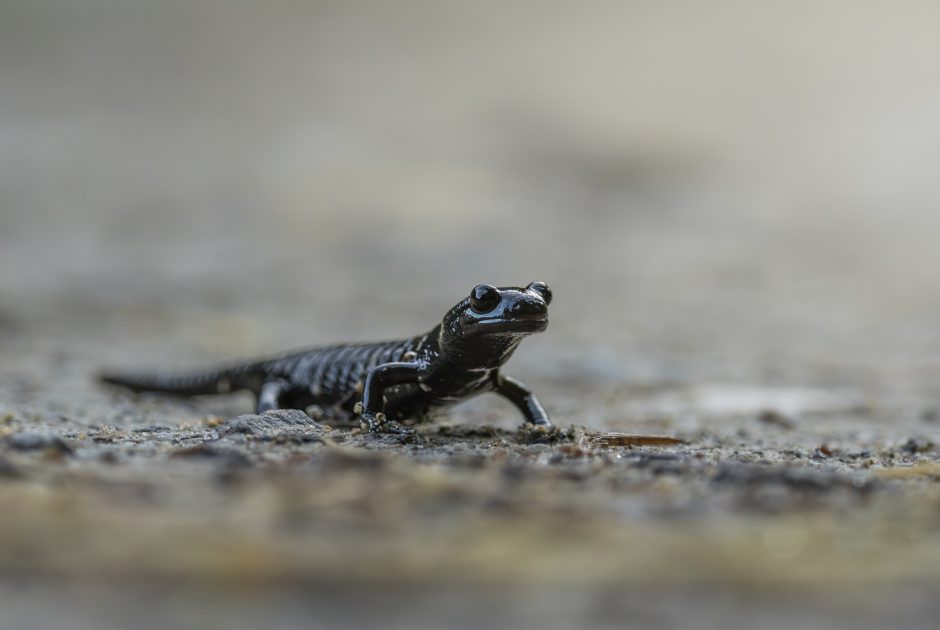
left=470, top=284, right=500, bottom=313
left=527, top=281, right=552, bottom=305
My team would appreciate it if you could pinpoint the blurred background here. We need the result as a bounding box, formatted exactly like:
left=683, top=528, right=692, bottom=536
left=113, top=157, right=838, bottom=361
left=4, top=1, right=940, bottom=628
left=4, top=0, right=940, bottom=387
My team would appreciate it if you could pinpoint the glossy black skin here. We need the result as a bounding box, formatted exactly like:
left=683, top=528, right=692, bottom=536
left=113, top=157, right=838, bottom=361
left=100, top=282, right=553, bottom=434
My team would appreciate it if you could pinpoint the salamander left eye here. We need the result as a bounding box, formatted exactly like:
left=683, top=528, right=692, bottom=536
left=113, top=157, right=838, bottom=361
left=470, top=284, right=500, bottom=313
left=527, top=281, right=552, bottom=305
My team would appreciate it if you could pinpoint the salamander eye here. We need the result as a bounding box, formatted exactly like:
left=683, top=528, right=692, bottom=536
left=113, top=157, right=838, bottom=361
left=470, top=284, right=500, bottom=313
left=527, top=281, right=552, bottom=305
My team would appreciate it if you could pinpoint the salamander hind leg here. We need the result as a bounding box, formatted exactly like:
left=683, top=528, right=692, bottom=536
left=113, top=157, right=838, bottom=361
left=256, top=379, right=288, bottom=413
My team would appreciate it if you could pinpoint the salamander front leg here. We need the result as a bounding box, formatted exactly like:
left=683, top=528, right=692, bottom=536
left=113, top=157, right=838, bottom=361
left=355, top=362, right=422, bottom=434
left=494, top=375, right=552, bottom=427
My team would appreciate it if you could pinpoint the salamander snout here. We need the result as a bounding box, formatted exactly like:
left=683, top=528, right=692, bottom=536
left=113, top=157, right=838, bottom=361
left=508, top=295, right=548, bottom=318
left=506, top=281, right=551, bottom=319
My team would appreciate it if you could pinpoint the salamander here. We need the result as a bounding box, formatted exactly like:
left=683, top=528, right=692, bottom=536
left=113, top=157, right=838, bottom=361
left=100, top=282, right=553, bottom=434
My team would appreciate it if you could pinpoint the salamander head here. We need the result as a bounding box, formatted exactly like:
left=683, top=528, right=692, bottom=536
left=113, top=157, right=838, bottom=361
left=440, top=281, right=551, bottom=348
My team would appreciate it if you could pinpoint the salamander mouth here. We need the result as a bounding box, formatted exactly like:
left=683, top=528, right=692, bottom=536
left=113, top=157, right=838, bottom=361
left=473, top=316, right=548, bottom=333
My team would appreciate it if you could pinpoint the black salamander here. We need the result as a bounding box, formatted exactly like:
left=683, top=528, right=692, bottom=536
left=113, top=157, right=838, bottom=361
left=100, top=282, right=553, bottom=434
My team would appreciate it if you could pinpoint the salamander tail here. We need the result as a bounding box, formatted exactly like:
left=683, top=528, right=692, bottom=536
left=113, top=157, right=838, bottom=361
left=98, top=368, right=246, bottom=397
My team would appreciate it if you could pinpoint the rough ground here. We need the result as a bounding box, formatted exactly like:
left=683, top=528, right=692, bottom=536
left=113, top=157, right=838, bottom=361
left=6, top=2, right=940, bottom=628
left=4, top=348, right=940, bottom=629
